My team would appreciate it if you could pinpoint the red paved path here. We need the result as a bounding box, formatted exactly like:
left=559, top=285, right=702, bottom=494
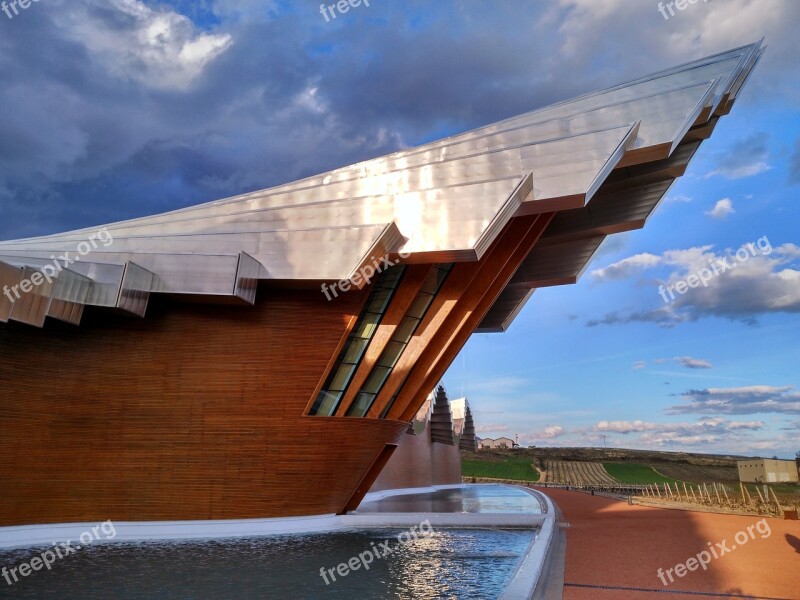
left=537, top=488, right=800, bottom=600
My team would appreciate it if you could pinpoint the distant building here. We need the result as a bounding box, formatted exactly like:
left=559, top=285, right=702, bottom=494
left=737, top=459, right=799, bottom=483
left=479, top=437, right=516, bottom=450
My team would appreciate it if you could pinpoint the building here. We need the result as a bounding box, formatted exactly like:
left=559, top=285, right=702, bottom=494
left=480, top=437, right=517, bottom=450
left=0, top=43, right=763, bottom=527
left=737, top=459, right=800, bottom=484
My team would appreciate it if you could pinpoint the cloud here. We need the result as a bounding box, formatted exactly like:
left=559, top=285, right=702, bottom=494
left=666, top=194, right=692, bottom=203
left=634, top=357, right=713, bottom=370
left=518, top=424, right=566, bottom=446
left=0, top=0, right=798, bottom=242
left=542, top=425, right=565, bottom=438
left=705, top=133, right=772, bottom=179
left=594, top=419, right=656, bottom=433
left=590, top=253, right=662, bottom=279
left=705, top=198, right=734, bottom=219
left=675, top=356, right=713, bottom=369
left=667, top=386, right=800, bottom=415
left=587, top=241, right=800, bottom=326
left=592, top=417, right=765, bottom=447
left=64, top=0, right=233, bottom=91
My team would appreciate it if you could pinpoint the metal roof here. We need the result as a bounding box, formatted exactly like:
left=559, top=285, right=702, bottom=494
left=0, top=41, right=764, bottom=330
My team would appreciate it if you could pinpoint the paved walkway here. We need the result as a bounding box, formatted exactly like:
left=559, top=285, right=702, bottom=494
left=537, top=487, right=800, bottom=600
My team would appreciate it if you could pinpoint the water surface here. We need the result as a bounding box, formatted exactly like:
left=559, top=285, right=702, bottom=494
left=0, top=528, right=533, bottom=599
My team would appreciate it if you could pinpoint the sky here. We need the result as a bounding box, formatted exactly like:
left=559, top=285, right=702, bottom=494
left=1, top=0, right=798, bottom=458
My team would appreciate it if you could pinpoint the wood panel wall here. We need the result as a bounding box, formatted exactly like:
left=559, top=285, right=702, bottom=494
left=0, top=287, right=408, bottom=526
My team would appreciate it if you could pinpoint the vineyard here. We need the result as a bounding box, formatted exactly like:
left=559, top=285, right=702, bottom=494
left=541, top=460, right=618, bottom=485
left=603, top=462, right=676, bottom=484
left=462, top=455, right=539, bottom=481
left=651, top=463, right=739, bottom=483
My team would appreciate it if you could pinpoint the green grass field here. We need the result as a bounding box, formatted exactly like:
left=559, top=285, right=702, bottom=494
left=603, top=462, right=676, bottom=484
left=462, top=456, right=540, bottom=481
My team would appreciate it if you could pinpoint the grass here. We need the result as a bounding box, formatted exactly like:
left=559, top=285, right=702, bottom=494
left=462, top=456, right=540, bottom=482
left=603, top=462, right=676, bottom=484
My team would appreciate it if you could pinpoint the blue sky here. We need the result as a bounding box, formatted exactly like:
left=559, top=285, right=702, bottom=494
left=1, top=0, right=798, bottom=457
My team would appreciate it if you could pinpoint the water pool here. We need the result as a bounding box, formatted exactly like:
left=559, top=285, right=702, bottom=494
left=357, top=484, right=542, bottom=515
left=0, top=528, right=534, bottom=599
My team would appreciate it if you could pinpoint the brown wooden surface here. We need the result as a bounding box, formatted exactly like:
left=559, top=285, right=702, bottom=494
left=377, top=214, right=551, bottom=421
left=369, top=423, right=461, bottom=494
left=0, top=287, right=408, bottom=525
left=396, top=213, right=554, bottom=421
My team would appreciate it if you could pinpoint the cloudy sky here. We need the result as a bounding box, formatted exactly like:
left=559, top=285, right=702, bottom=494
left=1, top=0, right=798, bottom=457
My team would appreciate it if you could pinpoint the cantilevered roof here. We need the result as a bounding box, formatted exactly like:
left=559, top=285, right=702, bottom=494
left=0, top=41, right=763, bottom=329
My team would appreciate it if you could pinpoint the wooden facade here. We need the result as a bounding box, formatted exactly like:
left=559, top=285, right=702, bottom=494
left=0, top=287, right=410, bottom=525
left=0, top=216, right=533, bottom=526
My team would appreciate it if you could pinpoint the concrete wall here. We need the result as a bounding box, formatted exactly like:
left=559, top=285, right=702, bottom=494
left=737, top=459, right=800, bottom=483
left=369, top=420, right=461, bottom=492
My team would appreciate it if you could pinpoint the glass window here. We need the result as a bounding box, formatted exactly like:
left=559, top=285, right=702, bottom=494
left=346, top=263, right=453, bottom=418
left=309, top=265, right=406, bottom=416
left=378, top=341, right=406, bottom=368
left=348, top=392, right=376, bottom=418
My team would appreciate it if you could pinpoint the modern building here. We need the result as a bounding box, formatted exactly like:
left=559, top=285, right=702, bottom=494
left=0, top=43, right=763, bottom=527
left=737, top=459, right=800, bottom=483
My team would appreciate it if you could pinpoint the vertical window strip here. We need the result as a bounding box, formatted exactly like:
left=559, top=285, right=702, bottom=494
left=309, top=265, right=406, bottom=416
left=347, top=264, right=453, bottom=418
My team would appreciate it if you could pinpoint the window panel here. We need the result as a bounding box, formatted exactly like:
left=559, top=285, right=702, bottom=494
left=328, top=362, right=357, bottom=392
left=377, top=340, right=406, bottom=369
left=342, top=337, right=370, bottom=364
left=348, top=392, right=375, bottom=418
left=361, top=365, right=392, bottom=395
left=308, top=265, right=406, bottom=416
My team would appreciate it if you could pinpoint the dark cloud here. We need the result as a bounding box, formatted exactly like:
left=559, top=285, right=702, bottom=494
left=705, top=132, right=772, bottom=179
left=1, top=0, right=800, bottom=241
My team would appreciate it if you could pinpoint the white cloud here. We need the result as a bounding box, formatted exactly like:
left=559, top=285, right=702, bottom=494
left=666, top=194, right=692, bottom=203
left=591, top=417, right=765, bottom=448
left=542, top=425, right=565, bottom=438
left=591, top=253, right=662, bottom=279
left=63, top=0, right=233, bottom=91
left=706, top=198, right=734, bottom=219
left=595, top=419, right=656, bottom=433
left=588, top=241, right=800, bottom=325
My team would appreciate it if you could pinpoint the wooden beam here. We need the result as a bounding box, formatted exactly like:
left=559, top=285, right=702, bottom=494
left=392, top=213, right=553, bottom=421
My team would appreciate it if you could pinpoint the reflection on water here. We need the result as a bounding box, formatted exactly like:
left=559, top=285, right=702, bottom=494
left=0, top=528, right=533, bottom=600
left=357, top=484, right=541, bottom=514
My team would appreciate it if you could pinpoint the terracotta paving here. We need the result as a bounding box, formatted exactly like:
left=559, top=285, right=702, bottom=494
left=536, top=487, right=800, bottom=600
